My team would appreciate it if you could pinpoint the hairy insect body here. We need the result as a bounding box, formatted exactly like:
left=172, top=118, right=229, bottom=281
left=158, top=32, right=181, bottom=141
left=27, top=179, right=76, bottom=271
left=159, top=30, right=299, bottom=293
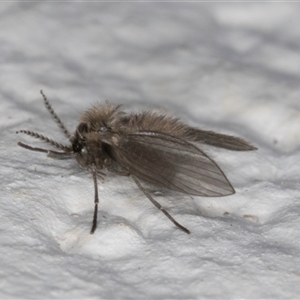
left=17, top=91, right=256, bottom=234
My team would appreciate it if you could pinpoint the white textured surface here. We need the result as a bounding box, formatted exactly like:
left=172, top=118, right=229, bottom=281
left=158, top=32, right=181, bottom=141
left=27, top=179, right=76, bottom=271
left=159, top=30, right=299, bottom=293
left=1, top=3, right=300, bottom=299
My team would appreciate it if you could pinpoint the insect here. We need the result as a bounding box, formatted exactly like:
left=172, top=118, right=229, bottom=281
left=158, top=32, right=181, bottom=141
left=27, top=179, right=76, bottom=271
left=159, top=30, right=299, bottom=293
left=17, top=91, right=256, bottom=234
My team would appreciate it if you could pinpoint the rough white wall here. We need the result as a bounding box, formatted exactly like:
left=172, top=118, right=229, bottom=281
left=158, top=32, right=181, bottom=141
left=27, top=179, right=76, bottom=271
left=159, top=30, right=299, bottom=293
left=1, top=2, right=300, bottom=299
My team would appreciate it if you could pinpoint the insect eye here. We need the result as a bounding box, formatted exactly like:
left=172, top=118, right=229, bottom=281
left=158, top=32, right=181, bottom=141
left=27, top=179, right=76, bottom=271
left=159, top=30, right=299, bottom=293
left=72, top=140, right=83, bottom=153
left=78, top=122, right=88, bottom=134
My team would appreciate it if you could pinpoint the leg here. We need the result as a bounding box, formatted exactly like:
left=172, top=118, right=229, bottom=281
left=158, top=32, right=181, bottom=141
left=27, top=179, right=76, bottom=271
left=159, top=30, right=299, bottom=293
left=90, top=165, right=99, bottom=234
left=89, top=162, right=126, bottom=234
left=131, top=175, right=190, bottom=234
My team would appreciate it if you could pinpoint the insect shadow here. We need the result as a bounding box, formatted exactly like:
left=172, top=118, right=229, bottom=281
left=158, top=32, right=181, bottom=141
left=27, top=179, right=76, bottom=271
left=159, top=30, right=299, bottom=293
left=17, top=91, right=257, bottom=234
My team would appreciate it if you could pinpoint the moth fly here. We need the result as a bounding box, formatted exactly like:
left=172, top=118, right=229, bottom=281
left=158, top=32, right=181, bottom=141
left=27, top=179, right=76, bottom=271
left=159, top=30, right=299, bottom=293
left=17, top=91, right=256, bottom=234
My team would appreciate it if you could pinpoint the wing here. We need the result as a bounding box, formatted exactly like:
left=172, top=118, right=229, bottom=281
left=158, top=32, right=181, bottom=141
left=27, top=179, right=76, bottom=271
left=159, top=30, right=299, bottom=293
left=180, top=128, right=257, bottom=151
left=110, top=132, right=235, bottom=197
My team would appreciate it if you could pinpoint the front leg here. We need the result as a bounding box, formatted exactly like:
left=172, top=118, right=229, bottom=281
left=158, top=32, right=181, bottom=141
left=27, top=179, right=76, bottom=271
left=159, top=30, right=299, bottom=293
left=90, top=164, right=99, bottom=234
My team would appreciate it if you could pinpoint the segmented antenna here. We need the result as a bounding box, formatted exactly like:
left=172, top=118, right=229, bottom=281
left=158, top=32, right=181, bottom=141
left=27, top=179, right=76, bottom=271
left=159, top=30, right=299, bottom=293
left=16, top=130, right=72, bottom=152
left=40, top=90, right=73, bottom=142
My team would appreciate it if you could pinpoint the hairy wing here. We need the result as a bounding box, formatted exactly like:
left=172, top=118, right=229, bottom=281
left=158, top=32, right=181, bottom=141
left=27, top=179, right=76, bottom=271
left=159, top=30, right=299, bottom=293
left=111, top=132, right=235, bottom=197
left=181, top=128, right=257, bottom=151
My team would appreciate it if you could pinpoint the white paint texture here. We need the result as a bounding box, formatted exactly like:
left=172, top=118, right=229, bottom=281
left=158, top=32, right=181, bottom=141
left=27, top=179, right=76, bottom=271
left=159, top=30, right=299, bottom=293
left=1, top=2, right=300, bottom=299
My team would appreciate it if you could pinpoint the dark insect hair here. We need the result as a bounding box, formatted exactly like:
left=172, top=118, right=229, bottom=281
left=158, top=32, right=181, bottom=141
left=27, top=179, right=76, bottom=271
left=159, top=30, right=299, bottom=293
left=17, top=91, right=256, bottom=234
